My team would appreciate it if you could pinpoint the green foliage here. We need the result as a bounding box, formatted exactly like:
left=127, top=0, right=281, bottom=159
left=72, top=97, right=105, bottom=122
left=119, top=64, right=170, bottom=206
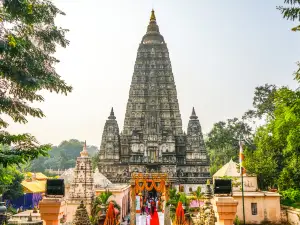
left=2, top=169, right=24, bottom=200
left=281, top=188, right=300, bottom=204
left=167, top=188, right=180, bottom=206
left=29, top=139, right=99, bottom=172
left=0, top=0, right=72, bottom=176
left=206, top=118, right=253, bottom=175
left=92, top=153, right=99, bottom=171
left=277, top=1, right=300, bottom=82
left=243, top=84, right=278, bottom=120
left=192, top=186, right=203, bottom=205
left=234, top=215, right=240, bottom=225
left=244, top=87, right=300, bottom=191
left=0, top=165, right=24, bottom=200
left=90, top=190, right=120, bottom=225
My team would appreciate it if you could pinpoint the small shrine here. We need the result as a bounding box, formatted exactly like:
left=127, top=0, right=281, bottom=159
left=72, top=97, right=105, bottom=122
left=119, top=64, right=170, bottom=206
left=67, top=141, right=94, bottom=223
left=72, top=201, right=91, bottom=225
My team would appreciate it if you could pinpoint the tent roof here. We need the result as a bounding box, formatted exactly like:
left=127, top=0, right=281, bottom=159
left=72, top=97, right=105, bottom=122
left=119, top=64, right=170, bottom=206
left=213, top=159, right=240, bottom=177
left=25, top=172, right=48, bottom=180
left=35, top=172, right=48, bottom=180
left=21, top=180, right=46, bottom=193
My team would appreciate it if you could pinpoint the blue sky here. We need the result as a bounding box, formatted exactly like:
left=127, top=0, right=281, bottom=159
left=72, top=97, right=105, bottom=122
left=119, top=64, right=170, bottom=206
left=7, top=0, right=300, bottom=146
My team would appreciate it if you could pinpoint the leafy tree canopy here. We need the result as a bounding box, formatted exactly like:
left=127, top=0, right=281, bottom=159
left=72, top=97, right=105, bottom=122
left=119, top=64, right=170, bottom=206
left=244, top=87, right=300, bottom=190
left=0, top=0, right=72, bottom=168
left=206, top=118, right=253, bottom=175
left=243, top=84, right=278, bottom=120
left=277, top=0, right=300, bottom=82
left=29, top=139, right=99, bottom=172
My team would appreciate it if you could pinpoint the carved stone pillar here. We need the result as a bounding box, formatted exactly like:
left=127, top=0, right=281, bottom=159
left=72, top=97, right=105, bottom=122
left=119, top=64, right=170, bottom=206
left=130, top=181, right=136, bottom=225
left=213, top=197, right=238, bottom=225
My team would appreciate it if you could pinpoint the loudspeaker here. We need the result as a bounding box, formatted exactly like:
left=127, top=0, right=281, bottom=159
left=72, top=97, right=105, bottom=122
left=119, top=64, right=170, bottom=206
left=214, top=179, right=232, bottom=194
left=46, top=179, right=65, bottom=196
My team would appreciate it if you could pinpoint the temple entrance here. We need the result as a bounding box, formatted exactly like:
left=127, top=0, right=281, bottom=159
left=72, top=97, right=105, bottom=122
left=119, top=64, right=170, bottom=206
left=147, top=186, right=157, bottom=199
left=130, top=173, right=169, bottom=225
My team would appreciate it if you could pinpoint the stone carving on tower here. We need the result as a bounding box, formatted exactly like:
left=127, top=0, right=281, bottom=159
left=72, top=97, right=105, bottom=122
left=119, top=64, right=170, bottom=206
left=186, top=107, right=208, bottom=163
left=99, top=108, right=120, bottom=162
left=69, top=141, right=94, bottom=204
left=98, top=10, right=210, bottom=185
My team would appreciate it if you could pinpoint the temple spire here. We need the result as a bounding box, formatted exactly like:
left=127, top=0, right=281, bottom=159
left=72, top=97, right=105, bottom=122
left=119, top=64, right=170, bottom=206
left=108, top=107, right=116, bottom=120
left=150, top=9, right=156, bottom=22
left=190, top=107, right=198, bottom=120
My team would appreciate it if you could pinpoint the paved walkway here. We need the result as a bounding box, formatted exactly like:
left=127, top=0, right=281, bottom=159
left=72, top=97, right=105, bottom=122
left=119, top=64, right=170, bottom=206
left=136, top=212, right=164, bottom=225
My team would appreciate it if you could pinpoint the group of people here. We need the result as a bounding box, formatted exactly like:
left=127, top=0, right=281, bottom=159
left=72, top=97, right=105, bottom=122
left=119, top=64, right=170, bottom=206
left=142, top=197, right=160, bottom=225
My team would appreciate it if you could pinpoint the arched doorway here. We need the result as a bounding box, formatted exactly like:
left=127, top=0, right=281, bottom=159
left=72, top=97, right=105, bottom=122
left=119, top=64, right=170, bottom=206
left=130, top=173, right=170, bottom=225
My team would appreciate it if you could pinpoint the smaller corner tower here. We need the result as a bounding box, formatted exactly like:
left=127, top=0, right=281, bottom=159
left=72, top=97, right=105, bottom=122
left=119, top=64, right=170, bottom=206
left=98, top=108, right=122, bottom=178
left=99, top=108, right=120, bottom=162
left=186, top=107, right=208, bottom=162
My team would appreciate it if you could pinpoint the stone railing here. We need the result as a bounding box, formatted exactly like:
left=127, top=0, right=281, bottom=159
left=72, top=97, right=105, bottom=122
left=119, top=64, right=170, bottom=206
left=281, top=205, right=300, bottom=225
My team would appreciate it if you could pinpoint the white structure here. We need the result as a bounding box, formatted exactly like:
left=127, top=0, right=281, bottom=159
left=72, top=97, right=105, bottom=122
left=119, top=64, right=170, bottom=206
left=66, top=141, right=94, bottom=223
left=93, top=168, right=112, bottom=188
left=213, top=159, right=281, bottom=224
left=213, top=159, right=258, bottom=192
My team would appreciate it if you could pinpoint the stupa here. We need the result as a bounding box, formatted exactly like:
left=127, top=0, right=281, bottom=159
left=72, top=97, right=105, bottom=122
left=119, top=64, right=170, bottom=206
left=72, top=201, right=91, bottom=225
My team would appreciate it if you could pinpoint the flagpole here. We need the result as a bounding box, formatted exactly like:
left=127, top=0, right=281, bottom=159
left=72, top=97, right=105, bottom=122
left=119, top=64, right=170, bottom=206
left=239, top=137, right=246, bottom=225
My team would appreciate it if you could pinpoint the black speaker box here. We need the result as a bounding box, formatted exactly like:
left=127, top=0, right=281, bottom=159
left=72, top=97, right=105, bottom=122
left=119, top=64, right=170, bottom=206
left=214, top=179, right=232, bottom=194
left=46, top=179, right=65, bottom=196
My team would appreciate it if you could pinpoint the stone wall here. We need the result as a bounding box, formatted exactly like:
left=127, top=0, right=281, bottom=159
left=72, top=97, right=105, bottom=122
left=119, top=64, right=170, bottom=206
left=173, top=184, right=206, bottom=194
left=281, top=205, right=300, bottom=225
left=233, top=193, right=281, bottom=224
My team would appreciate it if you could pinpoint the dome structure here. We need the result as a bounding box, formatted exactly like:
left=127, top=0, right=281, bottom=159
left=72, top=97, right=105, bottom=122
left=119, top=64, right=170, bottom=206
left=93, top=168, right=112, bottom=188
left=60, top=168, right=75, bottom=186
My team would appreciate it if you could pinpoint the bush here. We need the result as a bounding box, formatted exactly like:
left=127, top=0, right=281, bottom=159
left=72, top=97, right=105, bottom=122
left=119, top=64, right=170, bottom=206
left=234, top=215, right=240, bottom=225
left=280, top=188, right=300, bottom=208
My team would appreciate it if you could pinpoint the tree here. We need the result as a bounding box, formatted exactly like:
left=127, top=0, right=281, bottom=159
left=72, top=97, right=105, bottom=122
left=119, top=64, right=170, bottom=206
left=0, top=165, right=24, bottom=198
left=243, top=84, right=278, bottom=120
left=0, top=0, right=72, bottom=168
left=206, top=118, right=253, bottom=175
left=28, top=139, right=99, bottom=172
left=2, top=169, right=24, bottom=201
left=244, top=87, right=300, bottom=191
left=277, top=0, right=300, bottom=82
left=192, top=186, right=203, bottom=207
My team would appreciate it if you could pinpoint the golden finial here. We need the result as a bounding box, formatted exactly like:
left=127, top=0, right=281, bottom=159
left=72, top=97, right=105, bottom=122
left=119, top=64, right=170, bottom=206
left=80, top=140, right=89, bottom=157
left=150, top=9, right=156, bottom=21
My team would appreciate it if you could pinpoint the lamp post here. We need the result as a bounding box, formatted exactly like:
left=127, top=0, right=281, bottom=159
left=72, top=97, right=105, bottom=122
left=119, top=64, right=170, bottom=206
left=239, top=137, right=245, bottom=225
left=23, top=193, right=26, bottom=211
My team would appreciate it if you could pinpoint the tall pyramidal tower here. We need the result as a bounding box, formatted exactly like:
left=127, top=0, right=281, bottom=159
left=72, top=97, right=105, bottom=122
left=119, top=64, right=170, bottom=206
left=98, top=10, right=210, bottom=187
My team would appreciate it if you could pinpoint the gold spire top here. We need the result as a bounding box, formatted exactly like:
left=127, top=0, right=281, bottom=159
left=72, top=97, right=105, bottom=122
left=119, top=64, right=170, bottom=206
left=80, top=140, right=89, bottom=157
left=150, top=9, right=156, bottom=21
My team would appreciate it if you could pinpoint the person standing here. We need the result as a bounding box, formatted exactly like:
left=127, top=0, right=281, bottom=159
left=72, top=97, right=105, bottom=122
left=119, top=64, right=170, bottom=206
left=146, top=212, right=151, bottom=225
left=147, top=199, right=151, bottom=214
left=150, top=206, right=160, bottom=225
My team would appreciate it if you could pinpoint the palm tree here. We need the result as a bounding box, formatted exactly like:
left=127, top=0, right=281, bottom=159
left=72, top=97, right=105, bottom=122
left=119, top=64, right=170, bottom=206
left=193, top=186, right=203, bottom=208
left=91, top=190, right=121, bottom=225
